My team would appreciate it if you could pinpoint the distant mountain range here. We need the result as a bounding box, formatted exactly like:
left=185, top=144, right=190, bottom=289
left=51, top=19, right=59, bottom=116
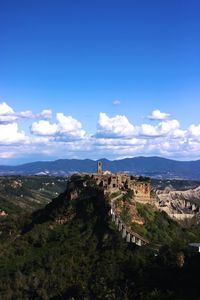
left=1, top=156, right=200, bottom=180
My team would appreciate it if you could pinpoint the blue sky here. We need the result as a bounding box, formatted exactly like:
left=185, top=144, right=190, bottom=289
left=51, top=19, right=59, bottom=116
left=0, top=0, right=200, bottom=164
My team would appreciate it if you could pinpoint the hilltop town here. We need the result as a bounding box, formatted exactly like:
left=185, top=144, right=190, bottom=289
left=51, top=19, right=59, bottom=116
left=88, top=161, right=151, bottom=202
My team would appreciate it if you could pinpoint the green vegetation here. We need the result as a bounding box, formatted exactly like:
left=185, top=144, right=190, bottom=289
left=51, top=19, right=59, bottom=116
left=132, top=203, right=200, bottom=246
left=1, top=175, right=200, bottom=299
left=0, top=175, right=68, bottom=214
left=120, top=206, right=132, bottom=225
left=136, top=176, right=150, bottom=182
left=122, top=189, right=133, bottom=203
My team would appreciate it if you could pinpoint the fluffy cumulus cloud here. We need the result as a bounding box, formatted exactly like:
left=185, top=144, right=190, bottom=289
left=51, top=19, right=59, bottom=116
left=31, top=113, right=86, bottom=140
left=31, top=120, right=57, bottom=136
left=2, top=102, right=200, bottom=161
left=0, top=102, right=14, bottom=115
left=52, top=112, right=200, bottom=160
left=0, top=123, right=26, bottom=144
left=56, top=113, right=86, bottom=139
left=188, top=124, right=200, bottom=139
left=139, top=119, right=181, bottom=137
left=92, top=112, right=200, bottom=159
left=0, top=102, right=17, bottom=123
left=96, top=112, right=135, bottom=138
left=148, top=109, right=170, bottom=120
left=96, top=113, right=184, bottom=139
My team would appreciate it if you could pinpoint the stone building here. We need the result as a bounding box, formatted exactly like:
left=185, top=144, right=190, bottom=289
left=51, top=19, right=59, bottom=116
left=97, top=161, right=102, bottom=175
left=91, top=161, right=151, bottom=202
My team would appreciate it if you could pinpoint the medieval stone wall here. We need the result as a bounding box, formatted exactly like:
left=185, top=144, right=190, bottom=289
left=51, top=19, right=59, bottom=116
left=91, top=172, right=151, bottom=201
left=128, top=180, right=151, bottom=200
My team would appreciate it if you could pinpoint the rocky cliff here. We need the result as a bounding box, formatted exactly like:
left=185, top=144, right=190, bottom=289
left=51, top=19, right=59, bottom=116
left=156, top=186, right=200, bottom=222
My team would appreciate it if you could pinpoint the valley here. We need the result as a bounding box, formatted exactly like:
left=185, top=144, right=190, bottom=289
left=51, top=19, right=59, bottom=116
left=0, top=176, right=68, bottom=214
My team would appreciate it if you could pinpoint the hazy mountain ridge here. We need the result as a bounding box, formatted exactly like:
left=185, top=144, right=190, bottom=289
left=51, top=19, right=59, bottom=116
left=1, top=156, right=200, bottom=180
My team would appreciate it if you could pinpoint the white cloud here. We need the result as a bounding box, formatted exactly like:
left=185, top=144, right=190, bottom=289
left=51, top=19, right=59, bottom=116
left=96, top=112, right=182, bottom=140
left=171, top=128, right=186, bottom=139
left=139, top=124, right=158, bottom=136
left=96, top=112, right=135, bottom=138
left=92, top=113, right=194, bottom=159
left=188, top=124, right=200, bottom=138
left=31, top=113, right=86, bottom=140
left=0, top=102, right=35, bottom=123
left=0, top=101, right=54, bottom=124
left=19, top=110, right=34, bottom=118
left=0, top=102, right=17, bottom=123
left=0, top=123, right=26, bottom=144
left=0, top=114, right=18, bottom=124
left=31, top=120, right=57, bottom=136
left=2, top=106, right=200, bottom=161
left=56, top=113, right=86, bottom=139
left=139, top=119, right=181, bottom=137
left=0, top=102, right=14, bottom=115
left=39, top=109, right=52, bottom=119
left=148, top=109, right=170, bottom=120
left=112, top=100, right=121, bottom=105
left=94, top=137, right=146, bottom=147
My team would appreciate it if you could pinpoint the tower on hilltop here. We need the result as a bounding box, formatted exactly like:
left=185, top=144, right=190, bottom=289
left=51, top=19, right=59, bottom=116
left=97, top=161, right=102, bottom=175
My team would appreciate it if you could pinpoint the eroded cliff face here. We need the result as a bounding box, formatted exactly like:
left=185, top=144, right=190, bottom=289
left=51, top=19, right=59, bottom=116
left=156, top=186, right=200, bottom=222
left=157, top=186, right=200, bottom=203
left=111, top=192, right=145, bottom=226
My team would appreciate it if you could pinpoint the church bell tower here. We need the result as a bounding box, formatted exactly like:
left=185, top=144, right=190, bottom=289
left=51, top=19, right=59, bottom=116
left=97, top=161, right=102, bottom=175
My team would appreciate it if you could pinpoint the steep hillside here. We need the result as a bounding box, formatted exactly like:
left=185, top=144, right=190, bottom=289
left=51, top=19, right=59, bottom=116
left=1, top=175, right=200, bottom=299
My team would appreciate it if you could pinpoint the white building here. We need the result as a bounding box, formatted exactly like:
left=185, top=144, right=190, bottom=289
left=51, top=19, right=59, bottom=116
left=188, top=243, right=200, bottom=253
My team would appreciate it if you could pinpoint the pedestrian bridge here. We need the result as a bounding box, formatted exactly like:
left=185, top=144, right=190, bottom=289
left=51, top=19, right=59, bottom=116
left=110, top=196, right=149, bottom=246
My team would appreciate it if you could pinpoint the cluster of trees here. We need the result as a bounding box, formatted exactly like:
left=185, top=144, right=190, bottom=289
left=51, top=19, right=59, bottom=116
left=1, top=175, right=200, bottom=299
